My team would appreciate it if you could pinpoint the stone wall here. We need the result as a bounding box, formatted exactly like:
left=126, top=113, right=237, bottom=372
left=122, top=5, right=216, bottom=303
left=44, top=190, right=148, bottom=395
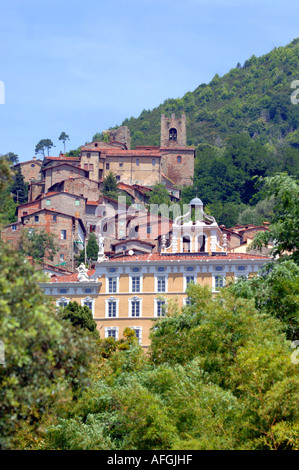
left=160, top=148, right=194, bottom=187
left=160, top=113, right=186, bottom=147
left=16, top=159, right=43, bottom=183
left=44, top=164, right=87, bottom=192
left=40, top=193, right=86, bottom=227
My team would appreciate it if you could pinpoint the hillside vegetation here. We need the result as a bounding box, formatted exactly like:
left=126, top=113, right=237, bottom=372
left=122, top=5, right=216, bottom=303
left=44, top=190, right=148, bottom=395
left=115, top=38, right=299, bottom=226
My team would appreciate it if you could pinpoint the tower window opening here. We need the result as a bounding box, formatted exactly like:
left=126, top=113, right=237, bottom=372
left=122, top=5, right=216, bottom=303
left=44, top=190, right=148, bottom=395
left=169, top=128, right=177, bottom=141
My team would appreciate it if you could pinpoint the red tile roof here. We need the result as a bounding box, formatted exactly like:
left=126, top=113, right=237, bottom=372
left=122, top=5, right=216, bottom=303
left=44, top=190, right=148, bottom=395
left=50, top=269, right=96, bottom=283
left=107, top=252, right=271, bottom=262
left=45, top=156, right=80, bottom=161
left=86, top=200, right=99, bottom=205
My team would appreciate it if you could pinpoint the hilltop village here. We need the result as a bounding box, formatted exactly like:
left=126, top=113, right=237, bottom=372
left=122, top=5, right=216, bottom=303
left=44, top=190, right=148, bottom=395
left=2, top=114, right=271, bottom=347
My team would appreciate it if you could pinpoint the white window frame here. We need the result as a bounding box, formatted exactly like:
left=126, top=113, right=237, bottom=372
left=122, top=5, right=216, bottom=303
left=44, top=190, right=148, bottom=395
left=56, top=297, right=70, bottom=308
left=129, top=296, right=142, bottom=317
left=154, top=297, right=167, bottom=317
left=132, top=326, right=142, bottom=345
left=81, top=296, right=95, bottom=316
left=105, top=297, right=119, bottom=318
left=105, top=327, right=118, bottom=340
left=234, top=273, right=248, bottom=283
left=106, top=275, right=119, bottom=294
left=155, top=274, right=168, bottom=293
left=183, top=274, right=196, bottom=292
left=212, top=274, right=226, bottom=292
left=129, top=275, right=143, bottom=293
left=183, top=296, right=192, bottom=306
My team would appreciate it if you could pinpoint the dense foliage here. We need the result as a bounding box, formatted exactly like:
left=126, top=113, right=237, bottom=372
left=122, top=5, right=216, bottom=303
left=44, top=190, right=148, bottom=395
left=105, top=38, right=299, bottom=226
left=20, top=228, right=59, bottom=263
left=0, top=242, right=97, bottom=450
left=78, top=232, right=99, bottom=264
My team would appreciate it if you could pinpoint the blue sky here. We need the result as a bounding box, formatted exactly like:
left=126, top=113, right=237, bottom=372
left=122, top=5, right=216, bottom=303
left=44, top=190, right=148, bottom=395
left=0, top=0, right=298, bottom=162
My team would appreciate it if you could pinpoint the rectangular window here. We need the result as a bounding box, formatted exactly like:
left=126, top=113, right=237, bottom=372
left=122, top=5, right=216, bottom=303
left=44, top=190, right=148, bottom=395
left=75, top=199, right=80, bottom=206
left=61, top=230, right=67, bottom=240
left=186, top=276, right=195, bottom=286
left=136, top=159, right=139, bottom=166
left=84, top=300, right=93, bottom=311
left=147, top=225, right=152, bottom=234
left=106, top=163, right=110, bottom=170
left=131, top=300, right=140, bottom=317
left=53, top=215, right=57, bottom=222
left=46, top=199, right=51, bottom=205
left=108, top=301, right=117, bottom=317
left=215, top=275, right=224, bottom=289
left=116, top=176, right=120, bottom=181
left=133, top=328, right=142, bottom=344
left=132, top=276, right=141, bottom=293
left=107, top=328, right=117, bottom=339
left=157, top=276, right=166, bottom=293
left=84, top=163, right=88, bottom=171
left=87, top=152, right=91, bottom=158
left=152, top=159, right=156, bottom=166
left=34, top=215, right=39, bottom=222
left=11, top=225, right=17, bottom=231
left=156, top=300, right=165, bottom=317
left=60, top=254, right=64, bottom=262
left=108, top=277, right=117, bottom=293
left=119, top=162, right=123, bottom=167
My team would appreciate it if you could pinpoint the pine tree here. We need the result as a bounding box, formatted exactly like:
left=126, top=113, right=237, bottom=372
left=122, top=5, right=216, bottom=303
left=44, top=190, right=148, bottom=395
left=10, top=166, right=28, bottom=204
left=78, top=232, right=99, bottom=263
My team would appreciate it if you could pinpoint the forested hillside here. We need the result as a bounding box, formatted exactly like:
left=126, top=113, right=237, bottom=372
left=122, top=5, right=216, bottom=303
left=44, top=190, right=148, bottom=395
left=115, top=38, right=299, bottom=226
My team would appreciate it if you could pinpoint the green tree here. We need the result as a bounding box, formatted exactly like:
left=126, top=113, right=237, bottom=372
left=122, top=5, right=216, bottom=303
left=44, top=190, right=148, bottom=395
left=20, top=228, right=59, bottom=262
left=147, top=183, right=171, bottom=207
left=2, top=152, right=19, bottom=165
left=10, top=166, right=28, bottom=204
left=35, top=139, right=55, bottom=157
left=78, top=232, right=99, bottom=264
left=149, top=284, right=299, bottom=450
left=0, top=242, right=97, bottom=449
left=229, top=260, right=299, bottom=340
left=102, top=171, right=119, bottom=199
left=251, top=173, right=299, bottom=263
left=0, top=157, right=16, bottom=225
left=59, top=301, right=98, bottom=336
left=58, top=132, right=70, bottom=153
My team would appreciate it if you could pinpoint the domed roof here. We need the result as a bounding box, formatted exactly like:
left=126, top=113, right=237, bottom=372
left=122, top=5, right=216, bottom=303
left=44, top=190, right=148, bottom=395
left=189, top=197, right=203, bottom=206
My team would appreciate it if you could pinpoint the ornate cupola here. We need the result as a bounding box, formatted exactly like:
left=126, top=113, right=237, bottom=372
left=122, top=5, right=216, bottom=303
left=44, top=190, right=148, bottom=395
left=162, top=197, right=227, bottom=255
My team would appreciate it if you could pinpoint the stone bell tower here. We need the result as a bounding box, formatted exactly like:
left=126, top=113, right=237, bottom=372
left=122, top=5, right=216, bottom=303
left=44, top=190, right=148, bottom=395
left=160, top=113, right=187, bottom=147
left=160, top=113, right=194, bottom=187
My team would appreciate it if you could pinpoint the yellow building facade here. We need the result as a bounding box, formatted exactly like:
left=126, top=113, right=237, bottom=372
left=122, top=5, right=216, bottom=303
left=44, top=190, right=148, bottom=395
left=40, top=198, right=271, bottom=348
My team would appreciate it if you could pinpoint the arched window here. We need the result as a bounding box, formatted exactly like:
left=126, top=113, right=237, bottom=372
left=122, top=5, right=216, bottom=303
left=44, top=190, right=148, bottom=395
left=177, top=155, right=182, bottom=163
left=169, top=128, right=177, bottom=141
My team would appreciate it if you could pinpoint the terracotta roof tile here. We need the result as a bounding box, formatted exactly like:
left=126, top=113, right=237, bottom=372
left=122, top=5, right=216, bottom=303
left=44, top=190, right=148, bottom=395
left=50, top=269, right=96, bottom=283
left=108, top=252, right=271, bottom=262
